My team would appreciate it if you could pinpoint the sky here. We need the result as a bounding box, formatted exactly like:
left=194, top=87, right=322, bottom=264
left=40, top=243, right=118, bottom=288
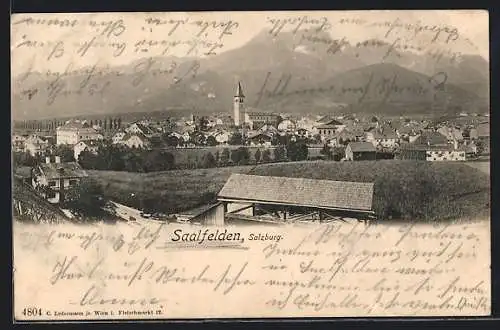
left=11, top=10, right=489, bottom=75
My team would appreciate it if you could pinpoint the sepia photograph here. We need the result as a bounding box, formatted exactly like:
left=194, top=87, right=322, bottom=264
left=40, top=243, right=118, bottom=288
left=11, top=10, right=490, bottom=321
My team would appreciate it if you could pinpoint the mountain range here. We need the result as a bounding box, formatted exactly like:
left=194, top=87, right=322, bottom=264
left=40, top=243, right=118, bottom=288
left=12, top=29, right=489, bottom=120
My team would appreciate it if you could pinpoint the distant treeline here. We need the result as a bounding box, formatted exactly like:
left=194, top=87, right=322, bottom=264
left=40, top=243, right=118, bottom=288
left=77, top=142, right=310, bottom=172
left=13, top=117, right=123, bottom=131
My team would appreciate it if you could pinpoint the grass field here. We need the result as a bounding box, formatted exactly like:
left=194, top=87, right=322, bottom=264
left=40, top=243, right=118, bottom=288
left=464, top=161, right=490, bottom=175
left=88, top=160, right=490, bottom=221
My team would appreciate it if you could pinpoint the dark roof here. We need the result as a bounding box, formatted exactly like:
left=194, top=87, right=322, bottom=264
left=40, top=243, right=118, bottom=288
left=477, top=122, right=489, bottom=137
left=218, top=174, right=374, bottom=212
left=347, top=142, right=377, bottom=152
left=235, top=81, right=245, bottom=98
left=317, top=119, right=344, bottom=128
left=37, top=162, right=88, bottom=179
left=14, top=166, right=32, bottom=179
left=135, top=123, right=154, bottom=135
left=412, top=131, right=448, bottom=146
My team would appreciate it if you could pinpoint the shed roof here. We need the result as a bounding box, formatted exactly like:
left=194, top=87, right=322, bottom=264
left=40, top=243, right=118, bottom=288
left=218, top=174, right=374, bottom=212
left=347, top=142, right=377, bottom=152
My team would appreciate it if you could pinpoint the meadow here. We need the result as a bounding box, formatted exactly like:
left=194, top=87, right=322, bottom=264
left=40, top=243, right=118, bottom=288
left=88, top=160, right=490, bottom=222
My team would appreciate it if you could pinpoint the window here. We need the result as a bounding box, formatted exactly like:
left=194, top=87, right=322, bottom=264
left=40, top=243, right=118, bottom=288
left=47, top=191, right=56, bottom=199
left=48, top=181, right=56, bottom=187
left=69, top=179, right=78, bottom=186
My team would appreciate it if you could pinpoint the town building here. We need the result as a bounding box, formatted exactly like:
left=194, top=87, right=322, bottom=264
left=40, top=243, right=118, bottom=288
left=345, top=142, right=377, bottom=161
left=248, top=132, right=273, bottom=146
left=25, top=134, right=50, bottom=156
left=371, top=129, right=399, bottom=149
left=31, top=156, right=88, bottom=204
left=233, top=82, right=245, bottom=126
left=112, top=130, right=127, bottom=144
left=277, top=119, right=296, bottom=132
left=56, top=121, right=103, bottom=145
left=74, top=141, right=99, bottom=161
left=437, top=126, right=464, bottom=143
left=125, top=122, right=155, bottom=137
left=12, top=134, right=27, bottom=152
left=316, top=119, right=345, bottom=141
left=119, top=133, right=151, bottom=149
left=244, top=111, right=281, bottom=130
left=398, top=144, right=466, bottom=161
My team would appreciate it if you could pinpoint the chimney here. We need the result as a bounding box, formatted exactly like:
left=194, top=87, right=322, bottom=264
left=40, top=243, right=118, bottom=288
left=55, top=156, right=61, bottom=163
left=45, top=156, right=50, bottom=164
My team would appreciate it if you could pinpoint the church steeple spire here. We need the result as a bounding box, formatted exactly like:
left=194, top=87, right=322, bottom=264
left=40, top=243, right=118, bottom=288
left=235, top=81, right=245, bottom=98
left=233, top=81, right=245, bottom=126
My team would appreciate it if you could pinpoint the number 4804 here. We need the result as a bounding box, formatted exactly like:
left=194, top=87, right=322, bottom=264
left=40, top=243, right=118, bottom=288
left=22, top=307, right=42, bottom=317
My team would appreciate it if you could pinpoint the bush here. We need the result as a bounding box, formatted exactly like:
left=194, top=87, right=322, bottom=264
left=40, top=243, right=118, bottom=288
left=274, top=145, right=287, bottom=161
left=287, top=141, right=308, bottom=161
left=262, top=149, right=272, bottom=163
left=200, top=152, right=217, bottom=168
left=254, top=149, right=262, bottom=163
left=231, top=147, right=250, bottom=165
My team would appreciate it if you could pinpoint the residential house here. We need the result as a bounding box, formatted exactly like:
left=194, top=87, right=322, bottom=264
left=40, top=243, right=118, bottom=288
left=31, top=156, right=88, bottom=204
left=74, top=141, right=99, bottom=161
left=56, top=121, right=103, bottom=145
left=345, top=142, right=377, bottom=161
left=372, top=129, right=399, bottom=149
left=398, top=135, right=466, bottom=162
left=125, top=122, right=155, bottom=137
left=296, top=128, right=313, bottom=139
left=25, top=134, right=50, bottom=156
left=12, top=134, right=27, bottom=152
left=213, top=131, right=230, bottom=144
left=244, top=111, right=281, bottom=130
left=316, top=119, right=345, bottom=141
left=412, top=131, right=449, bottom=147
left=330, top=129, right=360, bottom=147
left=248, top=132, right=273, bottom=147
left=120, top=133, right=151, bottom=149
left=437, top=126, right=464, bottom=143
left=277, top=119, right=296, bottom=132
left=112, top=130, right=127, bottom=144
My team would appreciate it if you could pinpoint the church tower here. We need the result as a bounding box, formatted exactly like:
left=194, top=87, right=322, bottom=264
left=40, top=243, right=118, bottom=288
left=233, top=81, right=245, bottom=126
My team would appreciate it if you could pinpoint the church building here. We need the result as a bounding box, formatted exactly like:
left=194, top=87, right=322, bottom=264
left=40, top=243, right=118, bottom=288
left=232, top=82, right=280, bottom=129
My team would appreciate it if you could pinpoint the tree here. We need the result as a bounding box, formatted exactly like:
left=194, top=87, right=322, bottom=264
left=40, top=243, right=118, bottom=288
left=274, top=145, right=286, bottom=161
left=201, top=152, right=217, bottom=168
left=13, top=151, right=37, bottom=168
left=215, top=151, right=220, bottom=164
left=228, top=132, right=244, bottom=145
left=238, top=147, right=250, bottom=165
left=51, top=144, right=74, bottom=162
left=220, top=148, right=230, bottom=165
left=165, top=135, right=179, bottom=147
left=262, top=149, right=272, bottom=163
left=333, top=146, right=346, bottom=161
left=320, top=144, right=333, bottom=160
left=254, top=149, right=262, bottom=163
left=206, top=135, right=218, bottom=146
left=198, top=117, right=210, bottom=131
left=62, top=180, right=107, bottom=219
left=287, top=141, right=308, bottom=161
